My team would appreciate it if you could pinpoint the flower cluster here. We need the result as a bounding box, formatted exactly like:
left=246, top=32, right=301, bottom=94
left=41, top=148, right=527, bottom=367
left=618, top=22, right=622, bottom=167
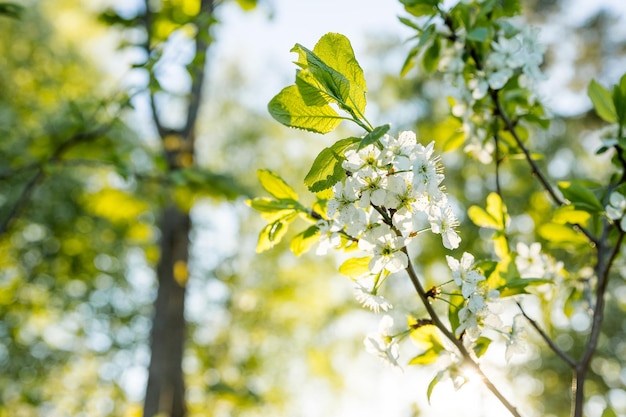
left=505, top=314, right=528, bottom=361
left=447, top=253, right=502, bottom=342
left=438, top=23, right=546, bottom=162
left=515, top=242, right=563, bottom=280
left=318, top=131, right=461, bottom=312
left=363, top=315, right=402, bottom=372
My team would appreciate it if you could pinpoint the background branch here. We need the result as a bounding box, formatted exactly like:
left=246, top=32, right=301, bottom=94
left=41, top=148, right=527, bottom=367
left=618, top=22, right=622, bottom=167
left=0, top=125, right=113, bottom=238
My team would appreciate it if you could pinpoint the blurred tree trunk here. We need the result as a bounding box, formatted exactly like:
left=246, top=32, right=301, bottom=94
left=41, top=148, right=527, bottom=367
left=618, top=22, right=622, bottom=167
left=142, top=1, right=214, bottom=416
left=144, top=205, right=190, bottom=417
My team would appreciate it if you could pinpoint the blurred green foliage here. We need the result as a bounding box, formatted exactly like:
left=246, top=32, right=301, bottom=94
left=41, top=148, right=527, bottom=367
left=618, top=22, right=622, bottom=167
left=1, top=1, right=626, bottom=417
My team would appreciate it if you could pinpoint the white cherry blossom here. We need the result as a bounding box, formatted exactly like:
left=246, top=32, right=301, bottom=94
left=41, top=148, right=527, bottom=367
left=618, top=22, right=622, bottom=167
left=606, top=191, right=626, bottom=230
left=354, top=284, right=393, bottom=313
left=364, top=315, right=402, bottom=371
left=316, top=219, right=341, bottom=255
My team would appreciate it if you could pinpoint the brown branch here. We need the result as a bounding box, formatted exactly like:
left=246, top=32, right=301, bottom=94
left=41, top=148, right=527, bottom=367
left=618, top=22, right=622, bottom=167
left=182, top=0, right=214, bottom=141
left=141, top=0, right=165, bottom=139
left=572, top=230, right=624, bottom=417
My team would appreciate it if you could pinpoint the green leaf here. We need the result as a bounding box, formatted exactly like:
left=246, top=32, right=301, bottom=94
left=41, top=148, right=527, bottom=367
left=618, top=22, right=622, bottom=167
left=467, top=27, right=490, bottom=42
left=295, top=70, right=336, bottom=107
left=538, top=223, right=588, bottom=246
left=304, top=137, right=360, bottom=192
left=552, top=205, right=591, bottom=225
left=492, top=0, right=521, bottom=17
left=410, top=324, right=444, bottom=351
left=613, top=80, right=626, bottom=127
left=422, top=37, right=441, bottom=73
left=401, top=0, right=441, bottom=17
left=467, top=205, right=500, bottom=229
left=557, top=181, right=603, bottom=212
left=246, top=197, right=301, bottom=213
left=588, top=79, right=617, bottom=123
left=426, top=370, right=445, bottom=403
left=492, top=233, right=510, bottom=259
left=338, top=256, right=372, bottom=279
left=418, top=24, right=437, bottom=49
left=468, top=193, right=508, bottom=230
left=499, top=277, right=552, bottom=297
left=257, top=169, right=298, bottom=200
left=235, top=0, right=257, bottom=10
left=312, top=33, right=367, bottom=115
left=268, top=85, right=343, bottom=134
left=601, top=407, right=618, bottom=417
left=408, top=348, right=440, bottom=365
left=358, top=124, right=391, bottom=150
left=400, top=45, right=420, bottom=77
left=290, top=225, right=320, bottom=256
left=0, top=2, right=24, bottom=19
left=485, top=253, right=514, bottom=290
left=398, top=16, right=421, bottom=31
left=256, top=214, right=297, bottom=253
left=291, top=42, right=352, bottom=109
left=473, top=337, right=492, bottom=358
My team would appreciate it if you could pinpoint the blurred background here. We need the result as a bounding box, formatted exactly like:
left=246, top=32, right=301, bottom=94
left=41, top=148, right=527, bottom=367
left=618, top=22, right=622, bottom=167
left=1, top=0, right=626, bottom=416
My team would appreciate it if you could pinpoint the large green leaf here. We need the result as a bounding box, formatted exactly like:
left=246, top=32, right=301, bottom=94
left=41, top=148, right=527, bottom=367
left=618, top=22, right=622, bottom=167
left=268, top=85, right=343, bottom=133
left=312, top=33, right=367, bottom=115
left=588, top=79, right=617, bottom=123
left=291, top=42, right=352, bottom=108
left=613, top=73, right=626, bottom=127
left=304, top=137, right=359, bottom=192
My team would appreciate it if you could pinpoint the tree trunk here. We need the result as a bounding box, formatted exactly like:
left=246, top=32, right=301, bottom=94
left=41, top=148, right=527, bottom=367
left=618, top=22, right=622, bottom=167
left=143, top=205, right=190, bottom=417
left=141, top=1, right=214, bottom=416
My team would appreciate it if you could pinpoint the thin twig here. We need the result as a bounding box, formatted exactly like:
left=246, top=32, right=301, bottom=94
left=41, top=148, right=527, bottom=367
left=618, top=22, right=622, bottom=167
left=489, top=90, right=598, bottom=246
left=494, top=131, right=502, bottom=196
left=0, top=125, right=112, bottom=237
left=516, top=301, right=576, bottom=368
left=489, top=90, right=562, bottom=205
left=141, top=0, right=165, bottom=139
